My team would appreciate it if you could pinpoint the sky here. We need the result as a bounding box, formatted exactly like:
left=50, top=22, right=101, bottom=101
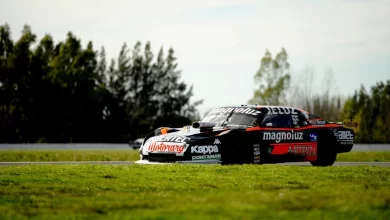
left=1, top=0, right=390, bottom=116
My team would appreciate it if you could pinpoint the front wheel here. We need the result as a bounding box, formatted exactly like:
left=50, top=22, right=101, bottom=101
left=310, top=130, right=337, bottom=166
left=310, top=152, right=337, bottom=166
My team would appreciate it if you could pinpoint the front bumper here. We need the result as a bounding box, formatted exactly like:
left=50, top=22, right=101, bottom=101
left=135, top=159, right=221, bottom=165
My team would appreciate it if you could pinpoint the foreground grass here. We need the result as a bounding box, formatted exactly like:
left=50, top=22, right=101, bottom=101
left=337, top=151, right=390, bottom=162
left=0, top=149, right=140, bottom=162
left=0, top=150, right=389, bottom=162
left=0, top=164, right=389, bottom=219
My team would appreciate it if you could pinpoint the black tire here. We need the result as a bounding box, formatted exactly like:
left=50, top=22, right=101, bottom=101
left=310, top=130, right=337, bottom=166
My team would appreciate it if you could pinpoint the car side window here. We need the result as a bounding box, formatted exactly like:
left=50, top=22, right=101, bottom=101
left=261, top=114, right=294, bottom=128
left=297, top=112, right=309, bottom=127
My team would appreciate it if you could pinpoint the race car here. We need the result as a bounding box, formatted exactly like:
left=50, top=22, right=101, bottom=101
left=136, top=105, right=356, bottom=166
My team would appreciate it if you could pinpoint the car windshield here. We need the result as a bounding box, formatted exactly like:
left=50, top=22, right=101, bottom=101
left=202, top=107, right=261, bottom=127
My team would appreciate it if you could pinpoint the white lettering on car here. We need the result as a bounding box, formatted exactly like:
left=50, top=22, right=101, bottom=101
left=309, top=120, right=326, bottom=126
left=263, top=131, right=304, bottom=143
left=192, top=154, right=221, bottom=160
left=207, top=107, right=261, bottom=116
left=266, top=107, right=298, bottom=115
left=191, top=145, right=219, bottom=154
left=145, top=135, right=190, bottom=144
left=334, top=130, right=354, bottom=145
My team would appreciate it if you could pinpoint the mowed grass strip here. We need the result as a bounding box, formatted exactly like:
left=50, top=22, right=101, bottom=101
left=337, top=151, right=390, bottom=162
left=0, top=149, right=140, bottom=162
left=0, top=150, right=390, bottom=162
left=0, top=164, right=389, bottom=219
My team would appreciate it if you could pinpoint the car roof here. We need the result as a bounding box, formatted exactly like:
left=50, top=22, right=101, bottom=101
left=217, top=105, right=307, bottom=112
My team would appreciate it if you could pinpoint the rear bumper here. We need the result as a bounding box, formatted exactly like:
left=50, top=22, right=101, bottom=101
left=337, top=144, right=353, bottom=153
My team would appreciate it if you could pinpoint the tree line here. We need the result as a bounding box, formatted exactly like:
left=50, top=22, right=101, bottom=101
left=0, top=24, right=202, bottom=143
left=1, top=24, right=388, bottom=144
left=249, top=49, right=390, bottom=143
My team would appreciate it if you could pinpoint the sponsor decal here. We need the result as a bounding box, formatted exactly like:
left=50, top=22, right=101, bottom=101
left=309, top=133, right=318, bottom=142
left=337, top=131, right=354, bottom=140
left=191, top=145, right=219, bottom=154
left=253, top=144, right=260, bottom=156
left=254, top=155, right=261, bottom=163
left=309, top=120, right=326, bottom=126
left=292, top=115, right=299, bottom=126
left=335, top=130, right=354, bottom=145
left=147, top=142, right=187, bottom=153
left=288, top=145, right=316, bottom=156
left=207, top=107, right=261, bottom=116
left=263, top=131, right=304, bottom=143
left=213, top=139, right=221, bottom=145
left=145, top=135, right=190, bottom=144
left=192, top=154, right=221, bottom=160
left=265, top=107, right=298, bottom=115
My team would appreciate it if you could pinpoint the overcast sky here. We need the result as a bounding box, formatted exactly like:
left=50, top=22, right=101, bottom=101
left=1, top=0, right=389, bottom=116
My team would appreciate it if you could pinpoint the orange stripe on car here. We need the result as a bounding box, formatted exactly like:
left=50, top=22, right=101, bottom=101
left=161, top=128, right=169, bottom=134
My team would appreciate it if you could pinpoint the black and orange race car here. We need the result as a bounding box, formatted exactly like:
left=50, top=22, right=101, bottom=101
left=136, top=105, right=355, bottom=166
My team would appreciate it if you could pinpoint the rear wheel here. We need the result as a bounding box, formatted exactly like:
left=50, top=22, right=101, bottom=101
left=310, top=130, right=337, bottom=166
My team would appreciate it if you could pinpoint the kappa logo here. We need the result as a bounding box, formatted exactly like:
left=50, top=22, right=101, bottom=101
left=191, top=145, right=219, bottom=154
left=213, top=139, right=221, bottom=145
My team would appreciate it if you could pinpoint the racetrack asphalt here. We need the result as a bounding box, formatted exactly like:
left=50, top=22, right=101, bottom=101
left=1, top=161, right=389, bottom=166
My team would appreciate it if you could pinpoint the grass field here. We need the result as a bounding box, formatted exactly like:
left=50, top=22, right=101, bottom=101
left=0, top=164, right=389, bottom=219
left=0, top=149, right=389, bottom=162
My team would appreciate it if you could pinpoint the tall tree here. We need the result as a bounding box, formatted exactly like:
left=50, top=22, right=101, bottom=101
left=0, top=23, right=15, bottom=142
left=343, top=80, right=390, bottom=143
left=0, top=24, right=203, bottom=143
left=249, top=48, right=291, bottom=106
left=288, top=67, right=344, bottom=121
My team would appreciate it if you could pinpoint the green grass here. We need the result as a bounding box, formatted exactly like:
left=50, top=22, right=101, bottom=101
left=0, top=149, right=140, bottom=162
left=0, top=150, right=389, bottom=162
left=0, top=164, right=389, bottom=219
left=337, top=152, right=390, bottom=162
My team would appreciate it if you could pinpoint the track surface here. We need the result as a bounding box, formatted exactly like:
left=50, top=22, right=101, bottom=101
left=1, top=161, right=389, bottom=166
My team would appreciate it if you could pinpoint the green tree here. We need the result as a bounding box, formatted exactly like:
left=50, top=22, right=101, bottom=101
left=249, top=48, right=291, bottom=105
left=0, top=24, right=202, bottom=143
left=343, top=80, right=390, bottom=143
